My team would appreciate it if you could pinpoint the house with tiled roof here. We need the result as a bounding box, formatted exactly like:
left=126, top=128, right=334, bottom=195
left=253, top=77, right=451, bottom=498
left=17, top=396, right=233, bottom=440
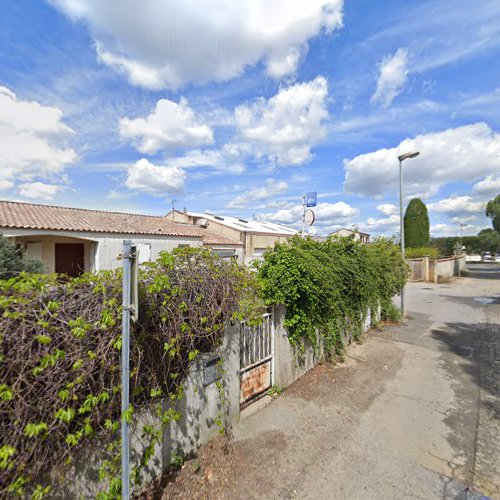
left=0, top=200, right=243, bottom=276
left=329, top=228, right=370, bottom=244
left=166, top=210, right=297, bottom=263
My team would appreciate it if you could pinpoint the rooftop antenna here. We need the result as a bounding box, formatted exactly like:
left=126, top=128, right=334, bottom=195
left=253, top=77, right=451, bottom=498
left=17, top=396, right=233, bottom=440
left=183, top=206, right=187, bottom=213
left=171, top=199, right=177, bottom=221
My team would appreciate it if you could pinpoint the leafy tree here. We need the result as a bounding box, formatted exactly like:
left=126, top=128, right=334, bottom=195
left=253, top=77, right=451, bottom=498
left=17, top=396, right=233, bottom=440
left=431, top=236, right=481, bottom=256
left=404, top=198, right=430, bottom=248
left=485, top=194, right=500, bottom=233
left=0, top=235, right=44, bottom=278
left=477, top=228, right=500, bottom=254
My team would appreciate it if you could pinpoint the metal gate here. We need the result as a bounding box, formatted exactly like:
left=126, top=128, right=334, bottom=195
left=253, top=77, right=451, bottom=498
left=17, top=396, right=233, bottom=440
left=407, top=258, right=424, bottom=281
left=240, top=312, right=273, bottom=407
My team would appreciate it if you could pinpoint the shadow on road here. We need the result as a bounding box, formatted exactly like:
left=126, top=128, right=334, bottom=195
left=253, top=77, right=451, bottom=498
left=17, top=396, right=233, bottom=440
left=431, top=321, right=499, bottom=418
left=464, top=263, right=500, bottom=280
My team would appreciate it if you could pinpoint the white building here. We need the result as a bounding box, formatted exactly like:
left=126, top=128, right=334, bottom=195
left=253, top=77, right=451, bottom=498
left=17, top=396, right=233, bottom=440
left=0, top=201, right=243, bottom=276
left=167, top=210, right=297, bottom=263
left=329, top=228, right=370, bottom=244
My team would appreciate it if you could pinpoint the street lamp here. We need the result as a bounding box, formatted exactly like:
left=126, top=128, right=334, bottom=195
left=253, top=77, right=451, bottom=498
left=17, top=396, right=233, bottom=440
left=398, top=150, right=420, bottom=318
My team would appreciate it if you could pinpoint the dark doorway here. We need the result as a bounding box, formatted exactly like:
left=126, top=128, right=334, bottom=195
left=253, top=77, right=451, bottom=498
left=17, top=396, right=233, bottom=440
left=55, top=243, right=85, bottom=277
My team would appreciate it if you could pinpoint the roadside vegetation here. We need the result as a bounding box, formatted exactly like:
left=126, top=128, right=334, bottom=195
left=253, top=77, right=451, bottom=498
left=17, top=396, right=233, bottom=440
left=0, top=235, right=44, bottom=278
left=256, top=235, right=407, bottom=355
left=403, top=194, right=500, bottom=258
left=405, top=247, right=439, bottom=259
left=0, top=237, right=406, bottom=498
left=0, top=247, right=259, bottom=498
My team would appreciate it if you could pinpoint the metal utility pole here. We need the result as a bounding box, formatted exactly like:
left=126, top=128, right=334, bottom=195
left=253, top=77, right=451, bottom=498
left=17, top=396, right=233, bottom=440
left=301, top=195, right=306, bottom=237
left=171, top=199, right=177, bottom=220
left=397, top=151, right=420, bottom=319
left=121, top=240, right=137, bottom=500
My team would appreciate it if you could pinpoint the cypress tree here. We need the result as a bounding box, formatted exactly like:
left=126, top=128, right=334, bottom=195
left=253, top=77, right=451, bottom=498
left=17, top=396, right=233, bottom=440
left=404, top=198, right=430, bottom=248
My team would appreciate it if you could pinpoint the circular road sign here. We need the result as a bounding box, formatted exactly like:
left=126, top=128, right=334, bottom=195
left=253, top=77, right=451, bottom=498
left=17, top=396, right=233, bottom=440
left=304, top=209, right=315, bottom=226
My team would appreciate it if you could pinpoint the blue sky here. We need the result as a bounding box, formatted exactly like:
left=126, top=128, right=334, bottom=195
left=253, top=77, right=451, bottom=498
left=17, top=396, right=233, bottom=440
left=1, top=0, right=499, bottom=236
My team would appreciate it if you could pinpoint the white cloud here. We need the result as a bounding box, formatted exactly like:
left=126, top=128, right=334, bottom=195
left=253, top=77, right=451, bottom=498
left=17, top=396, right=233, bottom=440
left=430, top=223, right=481, bottom=237
left=473, top=175, right=500, bottom=195
left=428, top=196, right=484, bottom=216
left=371, top=48, right=409, bottom=108
left=264, top=201, right=358, bottom=226
left=50, top=0, right=343, bottom=89
left=344, top=123, right=500, bottom=198
left=235, top=76, right=329, bottom=166
left=361, top=214, right=400, bottom=233
left=125, top=159, right=186, bottom=195
left=156, top=77, right=330, bottom=174
left=18, top=182, right=63, bottom=200
left=228, top=179, right=288, bottom=209
left=0, top=180, right=14, bottom=191
left=120, top=98, right=213, bottom=154
left=377, top=203, right=398, bottom=216
left=0, top=86, right=76, bottom=182
left=162, top=146, right=246, bottom=174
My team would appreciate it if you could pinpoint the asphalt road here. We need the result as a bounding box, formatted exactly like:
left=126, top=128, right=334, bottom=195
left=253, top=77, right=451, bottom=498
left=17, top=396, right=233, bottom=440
left=159, top=264, right=500, bottom=499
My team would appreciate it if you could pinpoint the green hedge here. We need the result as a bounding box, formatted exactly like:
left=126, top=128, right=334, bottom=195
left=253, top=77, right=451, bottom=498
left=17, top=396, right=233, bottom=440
left=256, top=236, right=407, bottom=354
left=405, top=247, right=439, bottom=259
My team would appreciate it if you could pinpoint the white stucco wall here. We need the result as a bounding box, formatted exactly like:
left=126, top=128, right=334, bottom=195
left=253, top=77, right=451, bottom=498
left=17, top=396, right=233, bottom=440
left=92, top=234, right=203, bottom=271
left=8, top=234, right=95, bottom=273
left=2, top=229, right=203, bottom=272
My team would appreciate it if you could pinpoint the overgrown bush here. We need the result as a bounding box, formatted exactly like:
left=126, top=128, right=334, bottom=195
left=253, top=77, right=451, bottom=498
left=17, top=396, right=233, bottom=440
left=256, top=236, right=407, bottom=354
left=0, top=247, right=258, bottom=498
left=380, top=300, right=401, bottom=322
left=405, top=247, right=439, bottom=259
left=0, top=235, right=44, bottom=278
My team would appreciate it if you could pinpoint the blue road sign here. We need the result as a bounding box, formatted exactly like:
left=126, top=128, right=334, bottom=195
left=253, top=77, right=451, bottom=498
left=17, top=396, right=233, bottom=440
left=306, top=192, right=317, bottom=207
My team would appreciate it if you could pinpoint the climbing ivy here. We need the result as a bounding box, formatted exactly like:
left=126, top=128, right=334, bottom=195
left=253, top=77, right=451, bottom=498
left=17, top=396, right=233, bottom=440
left=256, top=235, right=407, bottom=354
left=0, top=247, right=259, bottom=498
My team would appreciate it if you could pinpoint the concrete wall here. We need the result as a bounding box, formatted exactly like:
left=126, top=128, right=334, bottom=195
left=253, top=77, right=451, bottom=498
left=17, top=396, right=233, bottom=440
left=434, top=255, right=466, bottom=282
left=50, top=306, right=380, bottom=495
left=53, top=323, right=241, bottom=498
left=272, top=305, right=323, bottom=387
left=407, top=255, right=466, bottom=283
left=272, top=305, right=375, bottom=387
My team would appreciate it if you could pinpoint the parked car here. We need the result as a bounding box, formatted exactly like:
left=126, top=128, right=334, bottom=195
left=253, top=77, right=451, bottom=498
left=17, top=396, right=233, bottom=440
left=483, top=251, right=492, bottom=261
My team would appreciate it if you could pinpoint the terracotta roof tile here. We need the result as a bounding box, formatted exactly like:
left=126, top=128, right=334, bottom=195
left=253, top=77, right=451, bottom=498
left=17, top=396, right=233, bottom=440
left=0, top=200, right=242, bottom=246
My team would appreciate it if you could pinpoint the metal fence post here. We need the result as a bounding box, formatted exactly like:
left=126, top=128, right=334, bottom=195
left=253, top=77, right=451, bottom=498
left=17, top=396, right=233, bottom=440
left=121, top=240, right=132, bottom=500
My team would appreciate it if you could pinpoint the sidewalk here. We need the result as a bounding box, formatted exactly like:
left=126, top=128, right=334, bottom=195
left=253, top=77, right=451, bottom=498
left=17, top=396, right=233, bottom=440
left=141, top=277, right=500, bottom=499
